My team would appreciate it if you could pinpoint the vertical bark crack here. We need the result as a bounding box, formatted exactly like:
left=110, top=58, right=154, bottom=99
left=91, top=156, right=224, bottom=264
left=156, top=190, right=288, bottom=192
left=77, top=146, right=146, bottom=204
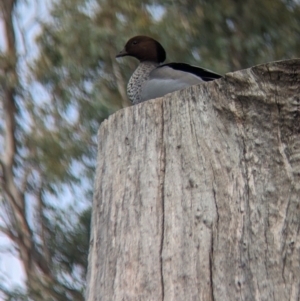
left=209, top=239, right=215, bottom=301
left=210, top=183, right=218, bottom=301
left=159, top=100, right=166, bottom=300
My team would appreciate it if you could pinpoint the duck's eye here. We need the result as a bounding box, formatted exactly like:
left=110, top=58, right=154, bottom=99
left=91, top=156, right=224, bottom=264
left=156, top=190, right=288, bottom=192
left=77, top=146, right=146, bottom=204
left=132, top=40, right=138, bottom=45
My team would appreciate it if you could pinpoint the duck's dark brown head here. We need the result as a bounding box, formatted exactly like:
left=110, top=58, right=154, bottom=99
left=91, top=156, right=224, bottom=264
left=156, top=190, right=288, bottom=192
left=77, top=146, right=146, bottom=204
left=116, top=36, right=166, bottom=63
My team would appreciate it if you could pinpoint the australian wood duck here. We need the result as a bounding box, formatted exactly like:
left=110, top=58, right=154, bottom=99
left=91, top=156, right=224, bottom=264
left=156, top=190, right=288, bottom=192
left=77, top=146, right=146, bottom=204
left=116, top=36, right=222, bottom=104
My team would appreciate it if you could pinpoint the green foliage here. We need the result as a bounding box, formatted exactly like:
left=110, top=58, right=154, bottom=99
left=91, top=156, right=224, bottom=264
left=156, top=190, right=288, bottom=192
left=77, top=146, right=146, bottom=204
left=0, top=286, right=29, bottom=301
left=47, top=206, right=91, bottom=277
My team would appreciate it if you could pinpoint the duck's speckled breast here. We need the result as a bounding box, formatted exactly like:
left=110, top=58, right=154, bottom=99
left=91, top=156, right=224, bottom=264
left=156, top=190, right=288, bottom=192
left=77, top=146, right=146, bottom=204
left=127, top=61, right=158, bottom=104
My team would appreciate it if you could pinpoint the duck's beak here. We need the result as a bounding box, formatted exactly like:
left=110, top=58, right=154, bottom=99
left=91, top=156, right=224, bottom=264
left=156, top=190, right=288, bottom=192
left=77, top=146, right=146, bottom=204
left=116, top=48, right=128, bottom=58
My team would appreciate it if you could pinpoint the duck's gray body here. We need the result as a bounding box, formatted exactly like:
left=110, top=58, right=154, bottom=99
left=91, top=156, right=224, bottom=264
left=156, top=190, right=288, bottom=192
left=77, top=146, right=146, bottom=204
left=128, top=62, right=204, bottom=104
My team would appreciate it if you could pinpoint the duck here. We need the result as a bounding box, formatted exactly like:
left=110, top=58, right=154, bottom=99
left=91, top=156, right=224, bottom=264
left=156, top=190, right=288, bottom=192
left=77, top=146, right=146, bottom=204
left=116, top=35, right=222, bottom=105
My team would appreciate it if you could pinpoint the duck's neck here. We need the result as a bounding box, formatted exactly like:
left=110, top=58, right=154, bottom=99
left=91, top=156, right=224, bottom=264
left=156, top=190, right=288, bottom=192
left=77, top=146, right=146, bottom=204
left=127, top=61, right=159, bottom=104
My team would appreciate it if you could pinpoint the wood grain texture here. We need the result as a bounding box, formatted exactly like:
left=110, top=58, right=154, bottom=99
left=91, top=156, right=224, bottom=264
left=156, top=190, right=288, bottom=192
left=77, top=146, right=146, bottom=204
left=86, top=59, right=300, bottom=301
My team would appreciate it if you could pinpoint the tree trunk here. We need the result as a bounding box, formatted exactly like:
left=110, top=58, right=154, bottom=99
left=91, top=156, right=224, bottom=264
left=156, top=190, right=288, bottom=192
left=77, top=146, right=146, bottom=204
left=86, top=59, right=300, bottom=301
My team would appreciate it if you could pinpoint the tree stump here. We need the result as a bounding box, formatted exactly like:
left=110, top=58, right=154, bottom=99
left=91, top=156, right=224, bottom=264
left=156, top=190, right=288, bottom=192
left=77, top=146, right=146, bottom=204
left=86, top=59, right=300, bottom=301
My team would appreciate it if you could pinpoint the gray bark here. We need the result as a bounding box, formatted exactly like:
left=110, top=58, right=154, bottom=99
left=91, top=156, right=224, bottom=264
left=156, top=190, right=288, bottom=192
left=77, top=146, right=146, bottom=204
left=86, top=59, right=300, bottom=301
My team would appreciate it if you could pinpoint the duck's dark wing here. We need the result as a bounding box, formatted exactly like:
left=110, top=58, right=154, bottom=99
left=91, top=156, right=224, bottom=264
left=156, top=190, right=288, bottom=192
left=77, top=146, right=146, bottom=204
left=159, top=63, right=222, bottom=81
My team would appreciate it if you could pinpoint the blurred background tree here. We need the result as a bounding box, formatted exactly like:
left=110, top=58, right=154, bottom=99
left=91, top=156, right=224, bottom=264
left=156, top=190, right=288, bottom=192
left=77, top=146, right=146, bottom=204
left=0, top=0, right=299, bottom=300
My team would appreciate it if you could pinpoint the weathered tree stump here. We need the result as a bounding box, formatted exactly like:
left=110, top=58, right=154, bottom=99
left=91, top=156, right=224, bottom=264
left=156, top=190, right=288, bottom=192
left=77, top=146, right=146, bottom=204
left=86, top=59, right=300, bottom=301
